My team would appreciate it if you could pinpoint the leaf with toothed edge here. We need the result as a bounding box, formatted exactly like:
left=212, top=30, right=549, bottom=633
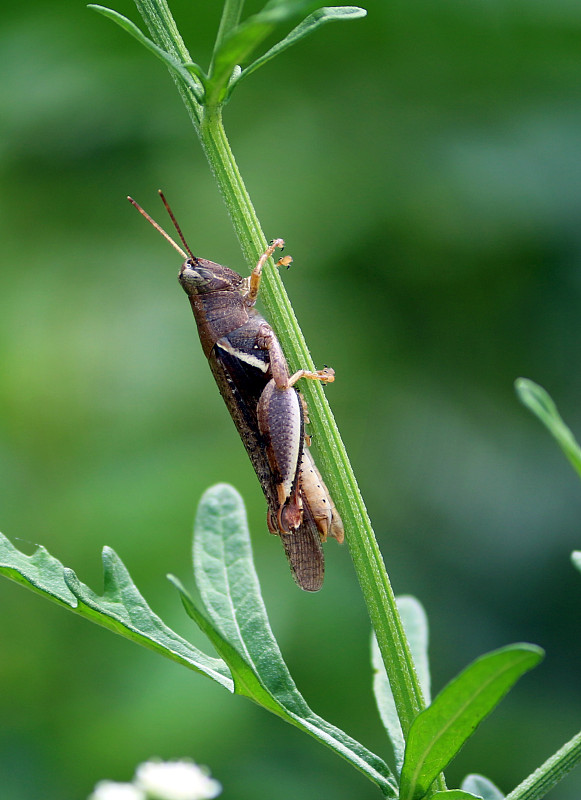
left=0, top=485, right=396, bottom=796
left=0, top=532, right=232, bottom=689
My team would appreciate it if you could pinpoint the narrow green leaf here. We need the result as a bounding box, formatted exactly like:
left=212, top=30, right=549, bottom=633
left=571, top=551, right=581, bottom=574
left=400, top=644, right=544, bottom=800
left=181, top=484, right=398, bottom=797
left=462, top=774, right=505, bottom=799
left=263, top=0, right=319, bottom=12
left=431, top=792, right=480, bottom=800
left=89, top=5, right=205, bottom=102
left=232, top=6, right=367, bottom=94
left=185, top=61, right=208, bottom=81
left=515, top=378, right=581, bottom=480
left=372, top=595, right=431, bottom=772
left=504, top=729, right=581, bottom=800
left=213, top=0, right=245, bottom=55
left=209, top=1, right=310, bottom=78
left=0, top=533, right=232, bottom=689
left=207, top=4, right=365, bottom=104
left=207, top=9, right=284, bottom=104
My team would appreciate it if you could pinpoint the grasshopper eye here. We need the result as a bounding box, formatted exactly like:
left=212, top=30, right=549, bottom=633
left=180, top=262, right=208, bottom=283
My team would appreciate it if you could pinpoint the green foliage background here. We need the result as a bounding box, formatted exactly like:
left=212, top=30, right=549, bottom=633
left=1, top=1, right=580, bottom=798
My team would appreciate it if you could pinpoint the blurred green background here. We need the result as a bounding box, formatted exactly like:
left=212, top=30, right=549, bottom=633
left=1, top=0, right=580, bottom=798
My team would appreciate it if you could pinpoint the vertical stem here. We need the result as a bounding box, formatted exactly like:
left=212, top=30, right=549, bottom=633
left=199, top=104, right=427, bottom=740
left=131, top=3, right=446, bottom=790
left=135, top=0, right=191, bottom=59
left=199, top=106, right=267, bottom=266
left=133, top=0, right=203, bottom=128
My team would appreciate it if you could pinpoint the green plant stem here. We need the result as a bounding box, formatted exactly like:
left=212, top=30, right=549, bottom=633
left=134, top=0, right=191, bottom=69
left=199, top=106, right=267, bottom=267
left=505, top=730, right=581, bottom=800
left=132, top=0, right=434, bottom=767
left=201, top=102, right=427, bottom=742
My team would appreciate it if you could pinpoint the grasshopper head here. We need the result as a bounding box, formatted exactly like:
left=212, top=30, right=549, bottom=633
left=178, top=258, right=245, bottom=296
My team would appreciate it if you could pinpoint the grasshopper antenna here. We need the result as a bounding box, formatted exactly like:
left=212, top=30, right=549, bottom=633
left=157, top=190, right=197, bottom=262
left=127, top=195, right=190, bottom=262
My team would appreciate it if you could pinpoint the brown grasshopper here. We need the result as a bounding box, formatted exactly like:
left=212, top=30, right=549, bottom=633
left=129, top=192, right=343, bottom=591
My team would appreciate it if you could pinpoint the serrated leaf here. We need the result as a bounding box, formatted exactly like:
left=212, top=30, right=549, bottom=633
left=179, top=483, right=397, bottom=797
left=400, top=644, right=544, bottom=800
left=461, top=774, right=505, bottom=799
left=515, top=378, right=581, bottom=480
left=233, top=7, right=367, bottom=95
left=0, top=533, right=232, bottom=689
left=89, top=5, right=205, bottom=102
left=372, top=595, right=431, bottom=773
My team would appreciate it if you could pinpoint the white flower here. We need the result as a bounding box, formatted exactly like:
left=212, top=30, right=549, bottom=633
left=134, top=759, right=222, bottom=800
left=88, top=781, right=146, bottom=800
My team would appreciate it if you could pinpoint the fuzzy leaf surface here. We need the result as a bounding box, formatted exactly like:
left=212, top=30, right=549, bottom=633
left=179, top=483, right=397, bottom=797
left=462, top=774, right=505, bottom=799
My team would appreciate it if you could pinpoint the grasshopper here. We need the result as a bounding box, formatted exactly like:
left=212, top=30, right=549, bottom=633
left=129, top=193, right=343, bottom=591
